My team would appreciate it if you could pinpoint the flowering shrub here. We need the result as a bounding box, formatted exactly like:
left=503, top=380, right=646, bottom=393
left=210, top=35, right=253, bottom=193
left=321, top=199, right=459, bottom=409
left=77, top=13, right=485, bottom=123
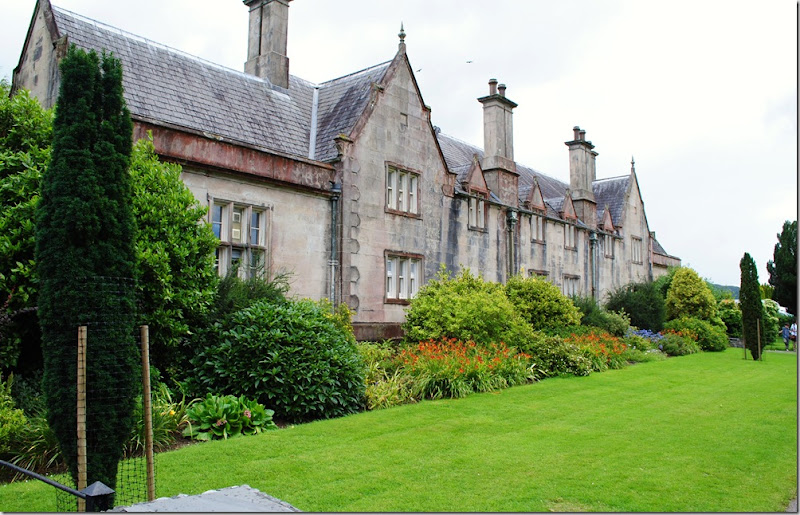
left=396, top=338, right=534, bottom=400
left=663, top=317, right=728, bottom=352
left=565, top=331, right=628, bottom=371
left=626, top=328, right=664, bottom=345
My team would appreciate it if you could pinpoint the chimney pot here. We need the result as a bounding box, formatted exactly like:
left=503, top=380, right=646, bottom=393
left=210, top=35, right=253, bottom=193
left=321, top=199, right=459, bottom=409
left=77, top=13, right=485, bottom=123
left=579, top=129, right=586, bottom=141
left=488, top=78, right=498, bottom=95
left=573, top=126, right=581, bottom=140
left=498, top=84, right=506, bottom=97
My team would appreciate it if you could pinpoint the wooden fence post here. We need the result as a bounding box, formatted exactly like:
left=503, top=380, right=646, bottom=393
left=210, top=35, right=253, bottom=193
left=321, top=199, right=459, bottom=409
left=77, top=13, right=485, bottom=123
left=77, top=326, right=87, bottom=512
left=140, top=325, right=156, bottom=501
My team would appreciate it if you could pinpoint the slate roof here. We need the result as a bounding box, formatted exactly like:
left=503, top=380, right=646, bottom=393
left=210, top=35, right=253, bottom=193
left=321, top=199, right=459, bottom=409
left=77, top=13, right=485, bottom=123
left=593, top=175, right=630, bottom=228
left=50, top=4, right=388, bottom=163
left=49, top=2, right=636, bottom=233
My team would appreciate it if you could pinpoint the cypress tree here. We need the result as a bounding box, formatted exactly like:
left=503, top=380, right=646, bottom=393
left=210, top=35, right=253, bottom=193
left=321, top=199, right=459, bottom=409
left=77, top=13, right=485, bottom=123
left=739, top=252, right=764, bottom=360
left=35, top=46, right=137, bottom=491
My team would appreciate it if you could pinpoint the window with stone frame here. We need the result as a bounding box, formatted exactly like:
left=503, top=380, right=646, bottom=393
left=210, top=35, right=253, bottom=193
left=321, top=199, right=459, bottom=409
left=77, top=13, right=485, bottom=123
left=386, top=164, right=420, bottom=216
left=385, top=252, right=422, bottom=303
left=468, top=193, right=487, bottom=231
left=211, top=199, right=270, bottom=279
left=604, top=233, right=615, bottom=259
left=564, top=223, right=578, bottom=250
left=631, top=236, right=643, bottom=264
left=531, top=212, right=546, bottom=243
left=562, top=275, right=580, bottom=297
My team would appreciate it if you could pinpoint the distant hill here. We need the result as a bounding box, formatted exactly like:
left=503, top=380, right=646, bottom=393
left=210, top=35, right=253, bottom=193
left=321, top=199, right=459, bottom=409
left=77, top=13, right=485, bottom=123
left=710, top=283, right=740, bottom=299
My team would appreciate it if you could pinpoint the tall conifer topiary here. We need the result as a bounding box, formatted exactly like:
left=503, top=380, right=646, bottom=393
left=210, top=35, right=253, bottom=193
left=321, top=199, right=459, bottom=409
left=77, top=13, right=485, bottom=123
left=739, top=252, right=764, bottom=360
left=35, top=46, right=137, bottom=490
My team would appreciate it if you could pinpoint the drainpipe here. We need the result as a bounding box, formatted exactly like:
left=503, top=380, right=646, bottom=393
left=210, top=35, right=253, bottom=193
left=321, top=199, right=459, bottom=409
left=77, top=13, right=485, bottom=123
left=506, top=209, right=518, bottom=281
left=329, top=182, right=341, bottom=307
left=589, top=230, right=598, bottom=300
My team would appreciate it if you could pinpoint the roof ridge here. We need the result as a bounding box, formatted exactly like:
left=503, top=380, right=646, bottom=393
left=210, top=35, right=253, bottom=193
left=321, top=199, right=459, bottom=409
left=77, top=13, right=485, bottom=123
left=53, top=5, right=281, bottom=87
left=594, top=174, right=630, bottom=183
left=319, top=60, right=393, bottom=86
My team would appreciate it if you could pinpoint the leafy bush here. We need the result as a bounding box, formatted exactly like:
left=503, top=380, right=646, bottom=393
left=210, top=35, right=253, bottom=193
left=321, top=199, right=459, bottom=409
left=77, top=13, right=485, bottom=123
left=403, top=267, right=535, bottom=349
left=572, top=296, right=630, bottom=337
left=718, top=299, right=742, bottom=338
left=605, top=281, right=666, bottom=332
left=183, top=393, right=277, bottom=441
left=357, top=342, right=415, bottom=410
left=516, top=333, right=593, bottom=378
left=210, top=269, right=291, bottom=321
left=0, top=375, right=26, bottom=458
left=126, top=383, right=191, bottom=456
left=192, top=298, right=365, bottom=422
left=659, top=331, right=701, bottom=356
left=761, top=299, right=780, bottom=347
left=505, top=274, right=581, bottom=334
left=395, top=338, right=534, bottom=400
left=665, top=268, right=718, bottom=322
left=663, top=317, right=728, bottom=352
left=626, top=328, right=665, bottom=347
left=130, top=136, right=218, bottom=380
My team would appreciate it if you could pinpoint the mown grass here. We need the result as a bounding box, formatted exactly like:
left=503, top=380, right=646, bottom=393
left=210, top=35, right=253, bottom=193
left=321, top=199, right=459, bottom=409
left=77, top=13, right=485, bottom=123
left=1, top=348, right=796, bottom=512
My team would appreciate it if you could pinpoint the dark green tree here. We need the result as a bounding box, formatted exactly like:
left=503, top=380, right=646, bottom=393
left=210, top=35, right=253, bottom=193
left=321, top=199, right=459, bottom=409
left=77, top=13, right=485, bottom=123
left=605, top=281, right=666, bottom=331
left=35, top=46, right=137, bottom=490
left=740, top=252, right=765, bottom=360
left=767, top=220, right=797, bottom=315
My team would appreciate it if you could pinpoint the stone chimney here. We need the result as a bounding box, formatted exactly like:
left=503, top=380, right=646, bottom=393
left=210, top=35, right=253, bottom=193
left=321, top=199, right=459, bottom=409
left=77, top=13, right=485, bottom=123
left=244, top=0, right=291, bottom=89
left=565, top=126, right=598, bottom=228
left=477, top=79, right=519, bottom=206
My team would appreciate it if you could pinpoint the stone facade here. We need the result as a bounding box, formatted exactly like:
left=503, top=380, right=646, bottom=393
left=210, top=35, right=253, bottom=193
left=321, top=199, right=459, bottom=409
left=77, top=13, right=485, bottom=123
left=13, top=0, right=680, bottom=340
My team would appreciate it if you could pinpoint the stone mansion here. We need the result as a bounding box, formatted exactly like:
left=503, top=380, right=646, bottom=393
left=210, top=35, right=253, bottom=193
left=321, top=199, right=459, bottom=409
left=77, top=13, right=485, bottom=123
left=13, top=0, right=680, bottom=339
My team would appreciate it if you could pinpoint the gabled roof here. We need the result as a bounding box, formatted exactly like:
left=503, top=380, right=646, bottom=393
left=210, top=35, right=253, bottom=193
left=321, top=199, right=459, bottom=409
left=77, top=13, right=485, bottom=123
left=49, top=4, right=388, bottom=163
left=593, top=175, right=630, bottom=227
left=436, top=131, right=568, bottom=201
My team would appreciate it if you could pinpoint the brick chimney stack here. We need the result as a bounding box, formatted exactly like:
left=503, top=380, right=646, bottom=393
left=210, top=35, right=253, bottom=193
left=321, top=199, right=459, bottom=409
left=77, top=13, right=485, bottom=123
left=565, top=125, right=598, bottom=228
left=478, top=79, right=519, bottom=206
left=243, top=0, right=291, bottom=89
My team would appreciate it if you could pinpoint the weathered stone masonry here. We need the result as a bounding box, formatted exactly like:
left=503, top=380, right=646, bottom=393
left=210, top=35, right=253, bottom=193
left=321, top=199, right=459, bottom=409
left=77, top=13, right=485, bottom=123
left=13, top=0, right=681, bottom=340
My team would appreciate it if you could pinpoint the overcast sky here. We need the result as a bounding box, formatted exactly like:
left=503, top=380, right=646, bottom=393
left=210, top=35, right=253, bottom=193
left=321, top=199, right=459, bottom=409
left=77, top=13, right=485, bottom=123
left=1, top=0, right=797, bottom=288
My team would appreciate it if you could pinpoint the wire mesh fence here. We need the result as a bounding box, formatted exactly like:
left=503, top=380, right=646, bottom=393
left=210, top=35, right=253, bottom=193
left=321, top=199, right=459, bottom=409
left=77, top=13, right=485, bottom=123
left=49, top=276, right=153, bottom=511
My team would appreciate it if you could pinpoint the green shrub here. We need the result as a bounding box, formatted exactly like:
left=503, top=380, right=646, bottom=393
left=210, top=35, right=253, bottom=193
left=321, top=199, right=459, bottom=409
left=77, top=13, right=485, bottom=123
left=665, top=268, right=718, bottom=322
left=718, top=299, right=742, bottom=338
left=622, top=333, right=653, bottom=352
left=505, top=275, right=581, bottom=334
left=572, top=296, right=630, bottom=337
left=403, top=267, right=535, bottom=348
left=663, top=317, right=728, bottom=352
left=659, top=332, right=701, bottom=356
left=126, top=382, right=191, bottom=456
left=0, top=375, right=27, bottom=458
left=620, top=347, right=667, bottom=363
left=183, top=393, right=277, bottom=441
left=192, top=298, right=365, bottom=422
left=516, top=333, right=593, bottom=378
left=761, top=299, right=780, bottom=347
left=605, top=281, right=666, bottom=332
left=357, top=342, right=415, bottom=410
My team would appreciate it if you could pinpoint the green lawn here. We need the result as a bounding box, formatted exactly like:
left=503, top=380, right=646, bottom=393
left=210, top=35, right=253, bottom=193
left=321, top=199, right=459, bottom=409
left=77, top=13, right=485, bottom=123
left=1, top=348, right=796, bottom=512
